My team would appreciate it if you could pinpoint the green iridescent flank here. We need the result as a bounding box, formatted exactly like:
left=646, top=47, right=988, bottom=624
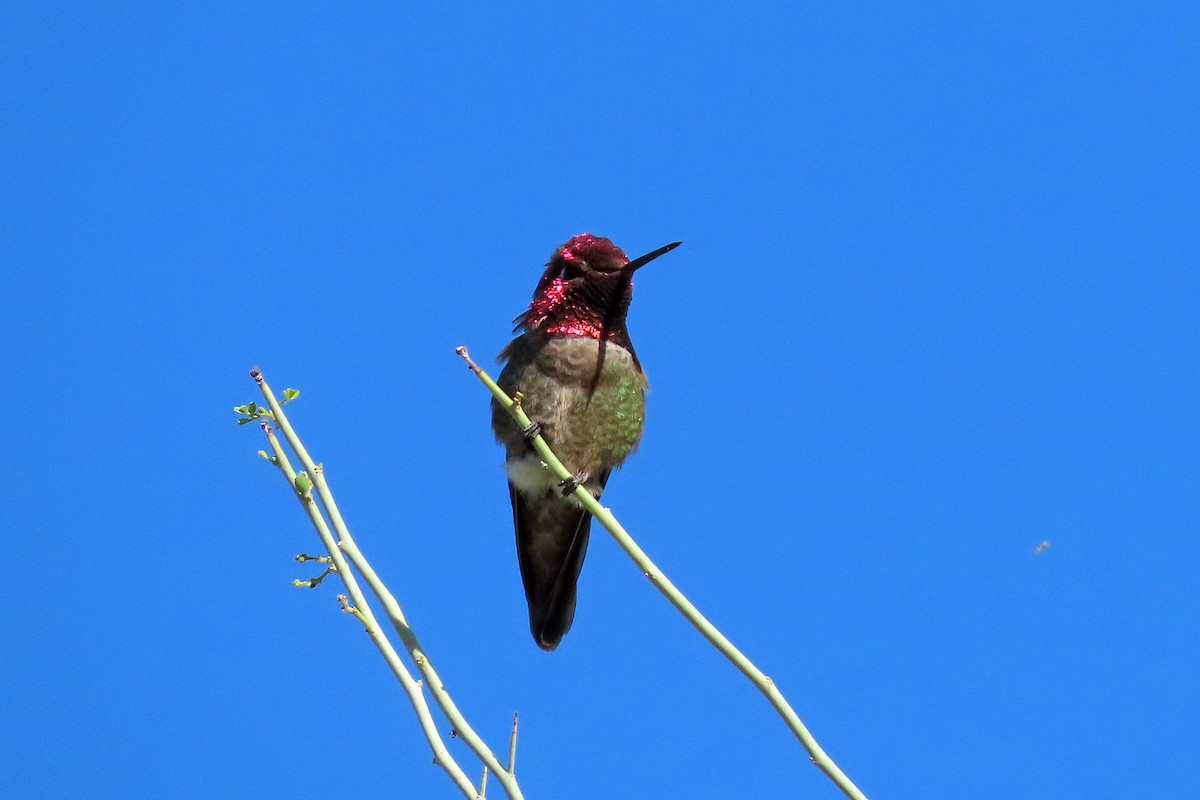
left=492, top=335, right=647, bottom=475
left=614, top=377, right=635, bottom=419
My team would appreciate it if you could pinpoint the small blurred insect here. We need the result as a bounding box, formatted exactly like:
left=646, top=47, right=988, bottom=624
left=1033, top=539, right=1052, bottom=554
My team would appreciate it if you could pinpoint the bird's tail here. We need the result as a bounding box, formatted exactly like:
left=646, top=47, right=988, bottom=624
left=509, top=484, right=596, bottom=651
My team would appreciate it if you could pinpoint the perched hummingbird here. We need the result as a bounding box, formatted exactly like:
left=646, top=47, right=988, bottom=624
left=492, top=233, right=682, bottom=650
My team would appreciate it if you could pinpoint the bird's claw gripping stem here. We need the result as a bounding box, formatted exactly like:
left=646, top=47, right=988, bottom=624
left=558, top=472, right=587, bottom=496
left=521, top=421, right=542, bottom=443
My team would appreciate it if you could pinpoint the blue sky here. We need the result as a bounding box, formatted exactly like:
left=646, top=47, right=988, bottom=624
left=3, top=2, right=1197, bottom=798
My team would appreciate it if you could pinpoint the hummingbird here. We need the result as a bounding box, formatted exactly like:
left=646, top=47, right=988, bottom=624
left=492, top=233, right=682, bottom=650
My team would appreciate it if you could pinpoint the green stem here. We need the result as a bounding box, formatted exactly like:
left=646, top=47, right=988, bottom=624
left=315, top=469, right=524, bottom=800
left=456, top=347, right=869, bottom=800
left=253, top=369, right=505, bottom=800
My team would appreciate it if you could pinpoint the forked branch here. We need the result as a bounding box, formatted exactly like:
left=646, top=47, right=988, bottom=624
left=244, top=368, right=524, bottom=800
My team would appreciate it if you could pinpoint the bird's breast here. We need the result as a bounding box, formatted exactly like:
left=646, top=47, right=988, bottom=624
left=494, top=334, right=648, bottom=474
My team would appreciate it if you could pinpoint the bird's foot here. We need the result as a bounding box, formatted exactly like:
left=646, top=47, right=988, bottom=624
left=521, top=420, right=542, bottom=443
left=558, top=471, right=588, bottom=497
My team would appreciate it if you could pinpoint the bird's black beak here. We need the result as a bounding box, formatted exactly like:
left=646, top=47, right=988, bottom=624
left=623, top=241, right=682, bottom=273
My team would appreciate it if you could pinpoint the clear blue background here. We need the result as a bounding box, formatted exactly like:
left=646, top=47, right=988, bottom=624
left=3, top=3, right=1196, bottom=798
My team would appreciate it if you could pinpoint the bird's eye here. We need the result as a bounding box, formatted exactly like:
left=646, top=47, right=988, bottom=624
left=562, top=261, right=589, bottom=279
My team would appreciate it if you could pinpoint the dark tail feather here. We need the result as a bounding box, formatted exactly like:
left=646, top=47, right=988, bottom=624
left=533, top=512, right=592, bottom=650
left=510, top=472, right=609, bottom=650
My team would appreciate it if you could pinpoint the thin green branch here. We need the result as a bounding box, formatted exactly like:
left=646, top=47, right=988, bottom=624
left=507, top=713, right=518, bottom=775
left=313, top=468, right=524, bottom=800
left=252, top=368, right=523, bottom=800
left=455, top=347, right=869, bottom=800
left=256, top=420, right=480, bottom=799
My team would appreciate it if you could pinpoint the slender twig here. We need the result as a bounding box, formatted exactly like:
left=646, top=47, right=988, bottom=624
left=455, top=347, right=869, bottom=800
left=507, top=713, right=519, bottom=775
left=251, top=368, right=524, bottom=800
left=255, top=421, right=480, bottom=799
left=316, top=470, right=524, bottom=800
